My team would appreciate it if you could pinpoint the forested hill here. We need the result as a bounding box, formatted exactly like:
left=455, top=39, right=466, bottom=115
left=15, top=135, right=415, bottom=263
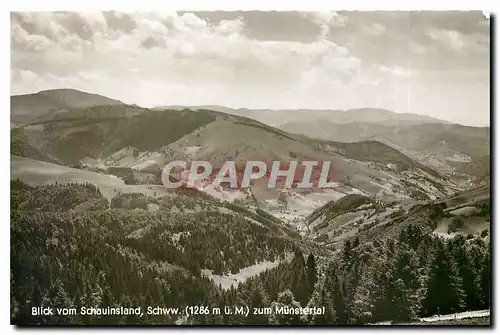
left=11, top=89, right=125, bottom=125
left=10, top=181, right=490, bottom=325
left=10, top=181, right=316, bottom=325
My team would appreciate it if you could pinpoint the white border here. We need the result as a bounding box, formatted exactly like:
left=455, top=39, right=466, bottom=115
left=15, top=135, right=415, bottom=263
left=2, top=1, right=498, bottom=334
left=3, top=0, right=497, bottom=11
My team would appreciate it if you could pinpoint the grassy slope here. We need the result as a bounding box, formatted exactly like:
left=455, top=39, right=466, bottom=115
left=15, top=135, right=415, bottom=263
left=282, top=119, right=489, bottom=180
left=307, top=194, right=372, bottom=225
left=12, top=107, right=217, bottom=165
left=11, top=104, right=452, bottom=205
left=10, top=155, right=171, bottom=200
left=306, top=180, right=490, bottom=249
left=328, top=140, right=441, bottom=177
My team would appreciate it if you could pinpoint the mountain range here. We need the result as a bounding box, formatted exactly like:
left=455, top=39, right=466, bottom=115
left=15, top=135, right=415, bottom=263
left=154, top=105, right=449, bottom=127
left=11, top=89, right=460, bottom=208
left=154, top=103, right=489, bottom=183
left=10, top=88, right=491, bottom=325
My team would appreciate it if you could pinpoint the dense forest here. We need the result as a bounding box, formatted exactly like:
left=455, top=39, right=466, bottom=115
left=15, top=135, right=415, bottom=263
left=10, top=181, right=490, bottom=325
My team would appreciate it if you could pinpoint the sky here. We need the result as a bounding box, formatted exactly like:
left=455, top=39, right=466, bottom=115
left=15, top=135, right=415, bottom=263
left=10, top=11, right=490, bottom=126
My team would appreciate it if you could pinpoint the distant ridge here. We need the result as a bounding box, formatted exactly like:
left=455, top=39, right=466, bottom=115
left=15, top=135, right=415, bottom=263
left=11, top=88, right=126, bottom=124
left=154, top=105, right=449, bottom=127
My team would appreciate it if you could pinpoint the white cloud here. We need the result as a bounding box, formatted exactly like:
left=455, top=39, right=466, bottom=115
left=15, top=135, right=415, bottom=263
left=11, top=12, right=363, bottom=102
left=410, top=42, right=427, bottom=55
left=10, top=11, right=490, bottom=126
left=10, top=11, right=413, bottom=109
left=427, top=29, right=466, bottom=51
left=426, top=28, right=489, bottom=55
left=310, top=11, right=348, bottom=37
left=213, top=17, right=245, bottom=35
left=11, top=23, right=53, bottom=52
left=77, top=12, right=108, bottom=32
left=11, top=69, right=50, bottom=94
left=373, top=64, right=413, bottom=78
left=134, top=17, right=168, bottom=35
left=363, top=23, right=386, bottom=35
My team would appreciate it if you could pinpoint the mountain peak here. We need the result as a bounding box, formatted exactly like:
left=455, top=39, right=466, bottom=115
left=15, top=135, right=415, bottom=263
left=11, top=88, right=126, bottom=125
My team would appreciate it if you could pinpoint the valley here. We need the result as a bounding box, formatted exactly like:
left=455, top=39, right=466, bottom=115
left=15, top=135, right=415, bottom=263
left=10, top=89, right=491, bottom=326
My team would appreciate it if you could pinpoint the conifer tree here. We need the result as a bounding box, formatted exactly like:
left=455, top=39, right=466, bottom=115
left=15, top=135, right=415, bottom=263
left=479, top=251, right=490, bottom=309
left=449, top=235, right=480, bottom=310
left=269, top=290, right=303, bottom=325
left=311, top=287, right=335, bottom=325
left=306, top=253, right=318, bottom=299
left=290, top=250, right=308, bottom=305
left=248, top=282, right=270, bottom=325
left=387, top=246, right=422, bottom=321
left=323, top=263, right=347, bottom=324
left=422, top=241, right=464, bottom=316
